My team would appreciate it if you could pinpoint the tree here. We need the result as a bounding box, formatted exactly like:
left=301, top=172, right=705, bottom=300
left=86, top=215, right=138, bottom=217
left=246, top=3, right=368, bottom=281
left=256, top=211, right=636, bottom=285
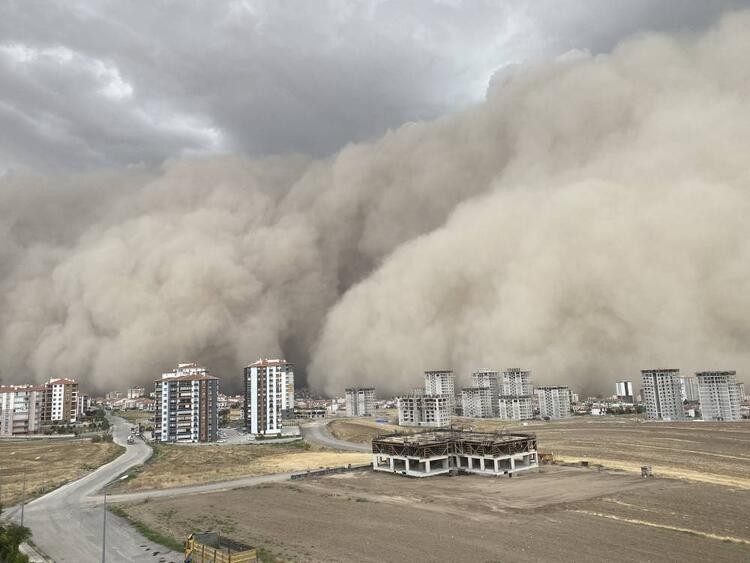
left=0, top=501, right=32, bottom=563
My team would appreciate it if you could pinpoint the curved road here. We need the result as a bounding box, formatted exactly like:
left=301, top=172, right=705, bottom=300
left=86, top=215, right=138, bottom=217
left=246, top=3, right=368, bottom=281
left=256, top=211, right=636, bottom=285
left=6, top=416, right=182, bottom=562
left=4, top=417, right=369, bottom=561
left=300, top=420, right=371, bottom=452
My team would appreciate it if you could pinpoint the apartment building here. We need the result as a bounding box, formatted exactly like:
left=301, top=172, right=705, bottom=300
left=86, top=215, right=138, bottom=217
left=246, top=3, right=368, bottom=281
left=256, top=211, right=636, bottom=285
left=535, top=385, right=572, bottom=419
left=680, top=376, right=700, bottom=402
left=345, top=387, right=376, bottom=416
left=498, top=395, right=534, bottom=420
left=498, top=368, right=534, bottom=420
left=77, top=393, right=91, bottom=417
left=398, top=394, right=451, bottom=427
left=696, top=371, right=742, bottom=421
left=471, top=370, right=499, bottom=415
left=154, top=363, right=219, bottom=443
left=424, top=370, right=455, bottom=395
left=127, top=387, right=146, bottom=399
left=641, top=369, right=685, bottom=421
left=43, top=378, right=79, bottom=424
left=245, top=358, right=294, bottom=435
left=615, top=380, right=634, bottom=402
left=461, top=387, right=494, bottom=418
left=500, top=368, right=532, bottom=396
left=0, top=385, right=45, bottom=436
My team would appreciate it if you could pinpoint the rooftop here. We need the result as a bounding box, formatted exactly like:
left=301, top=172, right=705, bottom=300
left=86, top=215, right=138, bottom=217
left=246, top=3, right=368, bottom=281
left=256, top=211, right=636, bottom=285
left=247, top=358, right=292, bottom=367
left=47, top=378, right=77, bottom=385
left=373, top=429, right=536, bottom=447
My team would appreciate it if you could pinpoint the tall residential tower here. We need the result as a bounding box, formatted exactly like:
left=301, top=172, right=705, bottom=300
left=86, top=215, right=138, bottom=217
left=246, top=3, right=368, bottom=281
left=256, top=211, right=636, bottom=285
left=154, top=363, right=219, bottom=443
left=245, top=359, right=295, bottom=435
left=641, top=369, right=684, bottom=421
left=696, top=371, right=741, bottom=421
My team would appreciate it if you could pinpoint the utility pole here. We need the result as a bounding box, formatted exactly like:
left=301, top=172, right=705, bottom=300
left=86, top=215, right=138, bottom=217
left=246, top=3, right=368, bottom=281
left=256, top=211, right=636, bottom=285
left=20, top=470, right=26, bottom=526
left=101, top=493, right=107, bottom=563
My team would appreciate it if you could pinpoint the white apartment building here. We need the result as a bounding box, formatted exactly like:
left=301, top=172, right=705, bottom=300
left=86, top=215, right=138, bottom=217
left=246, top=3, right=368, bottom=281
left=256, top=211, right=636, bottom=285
left=500, top=368, right=532, bottom=396
left=0, top=385, right=45, bottom=436
left=77, top=393, right=91, bottom=417
left=424, top=370, right=456, bottom=412
left=461, top=387, right=494, bottom=418
left=615, top=380, right=634, bottom=402
left=154, top=363, right=219, bottom=443
left=535, top=385, right=572, bottom=419
left=398, top=394, right=451, bottom=427
left=471, top=370, right=499, bottom=415
left=738, top=382, right=746, bottom=401
left=43, top=378, right=79, bottom=423
left=641, top=369, right=685, bottom=421
left=424, top=370, right=455, bottom=396
left=496, top=368, right=534, bottom=420
left=345, top=387, right=376, bottom=416
left=498, top=395, right=534, bottom=420
left=696, top=371, right=742, bottom=421
left=680, top=376, right=700, bottom=402
left=245, top=358, right=294, bottom=435
left=127, top=387, right=145, bottom=399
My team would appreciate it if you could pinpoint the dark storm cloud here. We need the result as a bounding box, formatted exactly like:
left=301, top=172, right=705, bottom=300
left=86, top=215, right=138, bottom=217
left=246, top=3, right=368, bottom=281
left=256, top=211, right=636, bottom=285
left=1, top=1, right=745, bottom=174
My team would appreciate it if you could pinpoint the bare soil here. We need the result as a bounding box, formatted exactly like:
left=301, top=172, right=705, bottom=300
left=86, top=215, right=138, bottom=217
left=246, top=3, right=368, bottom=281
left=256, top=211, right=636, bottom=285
left=331, top=417, right=750, bottom=488
left=121, top=466, right=749, bottom=562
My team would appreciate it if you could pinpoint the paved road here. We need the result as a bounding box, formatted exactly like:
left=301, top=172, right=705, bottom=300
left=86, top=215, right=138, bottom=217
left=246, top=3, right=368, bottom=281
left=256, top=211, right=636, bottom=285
left=300, top=420, right=371, bottom=452
left=6, top=416, right=182, bottom=563
left=2, top=417, right=368, bottom=562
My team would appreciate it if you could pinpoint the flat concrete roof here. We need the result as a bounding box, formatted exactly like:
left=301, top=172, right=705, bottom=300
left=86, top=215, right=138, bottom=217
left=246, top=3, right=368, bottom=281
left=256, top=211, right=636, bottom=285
left=373, top=430, right=535, bottom=446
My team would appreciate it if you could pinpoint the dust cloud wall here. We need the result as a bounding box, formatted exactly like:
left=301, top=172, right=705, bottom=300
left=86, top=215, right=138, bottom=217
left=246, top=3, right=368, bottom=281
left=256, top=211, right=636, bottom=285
left=2, top=12, right=750, bottom=395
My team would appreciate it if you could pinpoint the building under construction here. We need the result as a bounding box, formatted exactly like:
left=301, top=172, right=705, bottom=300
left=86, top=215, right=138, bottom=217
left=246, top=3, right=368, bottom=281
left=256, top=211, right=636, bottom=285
left=372, top=430, right=538, bottom=478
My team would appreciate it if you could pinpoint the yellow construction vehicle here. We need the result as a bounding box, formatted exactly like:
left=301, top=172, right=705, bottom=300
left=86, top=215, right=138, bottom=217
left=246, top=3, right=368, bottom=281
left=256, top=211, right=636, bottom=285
left=184, top=532, right=257, bottom=563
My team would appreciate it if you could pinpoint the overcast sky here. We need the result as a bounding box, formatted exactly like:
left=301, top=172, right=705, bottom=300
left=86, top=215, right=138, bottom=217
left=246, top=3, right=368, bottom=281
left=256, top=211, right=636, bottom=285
left=0, top=0, right=746, bottom=174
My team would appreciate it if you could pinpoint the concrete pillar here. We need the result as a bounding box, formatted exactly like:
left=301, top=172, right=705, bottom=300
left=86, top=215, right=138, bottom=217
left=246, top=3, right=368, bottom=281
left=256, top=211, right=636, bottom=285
left=493, top=459, right=498, bottom=473
left=389, top=457, right=394, bottom=471
left=510, top=457, right=516, bottom=472
left=426, top=459, right=431, bottom=473
left=468, top=457, right=473, bottom=469
left=480, top=458, right=485, bottom=471
left=405, top=458, right=410, bottom=473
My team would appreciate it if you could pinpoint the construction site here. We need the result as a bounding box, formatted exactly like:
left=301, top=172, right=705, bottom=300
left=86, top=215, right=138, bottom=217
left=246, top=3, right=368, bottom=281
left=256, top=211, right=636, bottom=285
left=372, top=429, right=538, bottom=477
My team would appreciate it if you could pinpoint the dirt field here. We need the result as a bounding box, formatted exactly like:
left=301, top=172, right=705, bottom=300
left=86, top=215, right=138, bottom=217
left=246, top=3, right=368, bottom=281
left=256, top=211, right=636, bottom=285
left=0, top=439, right=123, bottom=506
left=113, top=409, right=153, bottom=426
left=120, top=466, right=750, bottom=562
left=328, top=418, right=417, bottom=442
left=108, top=441, right=371, bottom=493
left=330, top=417, right=750, bottom=489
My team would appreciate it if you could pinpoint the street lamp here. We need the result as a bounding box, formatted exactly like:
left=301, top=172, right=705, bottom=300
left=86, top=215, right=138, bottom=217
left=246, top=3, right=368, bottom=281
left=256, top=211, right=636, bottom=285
left=101, top=493, right=107, bottom=563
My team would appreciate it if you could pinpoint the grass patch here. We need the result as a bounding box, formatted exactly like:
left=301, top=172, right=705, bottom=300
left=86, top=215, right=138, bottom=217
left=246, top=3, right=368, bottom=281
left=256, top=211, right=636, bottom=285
left=0, top=440, right=125, bottom=505
left=108, top=505, right=183, bottom=552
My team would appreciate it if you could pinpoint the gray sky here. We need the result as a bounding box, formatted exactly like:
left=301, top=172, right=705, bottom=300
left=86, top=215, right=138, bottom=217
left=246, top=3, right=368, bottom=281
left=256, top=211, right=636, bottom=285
left=1, top=0, right=745, bottom=174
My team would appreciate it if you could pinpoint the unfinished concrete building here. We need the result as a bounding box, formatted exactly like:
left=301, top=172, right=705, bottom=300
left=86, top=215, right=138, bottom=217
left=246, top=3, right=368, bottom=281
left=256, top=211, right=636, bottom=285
left=471, top=370, right=499, bottom=415
left=497, top=368, right=534, bottom=420
left=535, top=385, right=572, bottom=419
left=398, top=394, right=451, bottom=427
left=461, top=387, right=494, bottom=418
left=497, top=395, right=534, bottom=420
left=642, top=369, right=684, bottom=421
left=372, top=430, right=538, bottom=478
left=345, top=387, right=376, bottom=416
left=696, top=371, right=741, bottom=421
